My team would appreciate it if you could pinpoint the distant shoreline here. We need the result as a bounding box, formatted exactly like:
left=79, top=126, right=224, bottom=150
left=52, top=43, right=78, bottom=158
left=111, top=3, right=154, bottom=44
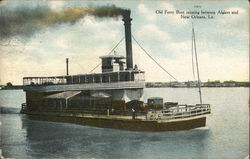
left=0, top=86, right=249, bottom=91
left=1, top=88, right=23, bottom=90
left=0, top=85, right=24, bottom=90
left=146, top=81, right=249, bottom=88
left=0, top=81, right=249, bottom=90
left=145, top=86, right=249, bottom=88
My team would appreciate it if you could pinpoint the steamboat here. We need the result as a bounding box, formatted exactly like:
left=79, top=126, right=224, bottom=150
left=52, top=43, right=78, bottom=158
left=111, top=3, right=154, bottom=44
left=21, top=9, right=211, bottom=131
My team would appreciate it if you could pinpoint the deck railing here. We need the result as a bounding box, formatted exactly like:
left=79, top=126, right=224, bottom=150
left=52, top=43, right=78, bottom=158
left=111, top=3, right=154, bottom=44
left=146, top=104, right=211, bottom=121
left=23, top=71, right=145, bottom=86
left=23, top=81, right=145, bottom=92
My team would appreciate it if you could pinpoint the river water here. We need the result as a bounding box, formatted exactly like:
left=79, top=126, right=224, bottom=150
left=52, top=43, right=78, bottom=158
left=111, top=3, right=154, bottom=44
left=0, top=88, right=249, bottom=159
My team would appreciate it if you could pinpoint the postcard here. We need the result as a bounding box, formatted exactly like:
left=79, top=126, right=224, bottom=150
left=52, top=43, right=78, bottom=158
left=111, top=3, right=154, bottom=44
left=0, top=0, right=249, bottom=159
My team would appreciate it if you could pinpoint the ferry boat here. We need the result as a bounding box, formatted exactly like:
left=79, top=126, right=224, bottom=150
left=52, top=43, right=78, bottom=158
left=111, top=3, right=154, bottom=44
left=21, top=9, right=211, bottom=131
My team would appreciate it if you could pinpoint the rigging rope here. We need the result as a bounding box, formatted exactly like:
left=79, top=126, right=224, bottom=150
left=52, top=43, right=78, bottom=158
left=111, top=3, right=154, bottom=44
left=89, top=37, right=125, bottom=73
left=71, top=58, right=86, bottom=72
left=132, top=35, right=178, bottom=81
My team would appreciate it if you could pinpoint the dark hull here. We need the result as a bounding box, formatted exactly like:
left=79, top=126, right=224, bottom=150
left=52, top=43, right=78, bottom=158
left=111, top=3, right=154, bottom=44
left=24, top=112, right=206, bottom=132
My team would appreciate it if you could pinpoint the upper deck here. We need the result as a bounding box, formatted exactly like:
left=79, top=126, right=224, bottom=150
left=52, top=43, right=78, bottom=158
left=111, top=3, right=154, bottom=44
left=23, top=51, right=145, bottom=92
left=23, top=70, right=145, bottom=92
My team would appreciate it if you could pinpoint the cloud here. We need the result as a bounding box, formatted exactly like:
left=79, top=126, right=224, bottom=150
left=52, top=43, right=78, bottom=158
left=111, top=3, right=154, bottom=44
left=137, top=4, right=157, bottom=21
left=214, top=7, right=248, bottom=39
left=134, top=48, right=248, bottom=82
left=167, top=41, right=191, bottom=56
left=132, top=32, right=248, bottom=82
left=0, top=4, right=126, bottom=39
left=133, top=24, right=173, bottom=58
left=0, top=15, right=125, bottom=84
left=161, top=3, right=175, bottom=11
left=0, top=1, right=248, bottom=84
left=49, top=1, right=64, bottom=10
left=78, top=16, right=120, bottom=41
left=136, top=24, right=170, bottom=42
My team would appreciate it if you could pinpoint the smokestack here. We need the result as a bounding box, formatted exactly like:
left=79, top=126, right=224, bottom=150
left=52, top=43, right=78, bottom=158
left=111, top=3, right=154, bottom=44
left=122, top=10, right=133, bottom=70
left=66, top=58, right=69, bottom=75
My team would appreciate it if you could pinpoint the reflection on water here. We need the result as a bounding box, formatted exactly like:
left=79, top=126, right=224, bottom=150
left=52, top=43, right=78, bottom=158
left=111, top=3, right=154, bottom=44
left=0, top=88, right=249, bottom=159
left=1, top=114, right=210, bottom=159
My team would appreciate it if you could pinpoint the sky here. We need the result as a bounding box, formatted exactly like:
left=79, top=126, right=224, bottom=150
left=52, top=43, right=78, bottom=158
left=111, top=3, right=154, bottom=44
left=0, top=0, right=249, bottom=85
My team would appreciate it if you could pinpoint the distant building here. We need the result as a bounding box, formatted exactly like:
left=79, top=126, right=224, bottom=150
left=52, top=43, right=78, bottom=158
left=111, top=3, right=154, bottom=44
left=185, top=81, right=198, bottom=87
left=222, top=80, right=236, bottom=87
left=204, top=80, right=221, bottom=87
left=145, top=80, right=249, bottom=88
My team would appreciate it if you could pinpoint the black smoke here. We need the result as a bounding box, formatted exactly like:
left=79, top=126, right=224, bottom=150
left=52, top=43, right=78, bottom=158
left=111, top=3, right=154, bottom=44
left=0, top=4, right=126, bottom=39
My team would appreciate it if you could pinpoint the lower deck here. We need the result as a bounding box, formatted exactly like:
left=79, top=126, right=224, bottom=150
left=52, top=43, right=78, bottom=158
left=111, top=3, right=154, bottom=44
left=23, top=88, right=144, bottom=113
left=22, top=111, right=207, bottom=131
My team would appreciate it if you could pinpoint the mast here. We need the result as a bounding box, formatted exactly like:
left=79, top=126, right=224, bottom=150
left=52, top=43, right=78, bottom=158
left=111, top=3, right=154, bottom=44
left=192, top=24, right=202, bottom=104
left=66, top=58, right=69, bottom=75
left=191, top=26, right=195, bottom=80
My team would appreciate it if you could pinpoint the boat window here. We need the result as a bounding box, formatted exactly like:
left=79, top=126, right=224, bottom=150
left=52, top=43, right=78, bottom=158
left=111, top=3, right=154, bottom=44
left=110, top=72, right=118, bottom=82
left=73, top=76, right=80, bottom=84
left=94, top=75, right=101, bottom=83
left=86, top=75, right=93, bottom=83
left=102, top=74, right=109, bottom=83
left=131, top=72, right=135, bottom=81
left=66, top=76, right=72, bottom=84
left=119, top=72, right=130, bottom=81
left=102, top=58, right=112, bottom=67
left=80, top=75, right=86, bottom=84
left=102, top=58, right=113, bottom=72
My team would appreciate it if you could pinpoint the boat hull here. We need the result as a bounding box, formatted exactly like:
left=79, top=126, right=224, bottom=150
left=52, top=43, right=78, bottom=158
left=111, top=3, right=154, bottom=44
left=24, top=112, right=207, bottom=132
